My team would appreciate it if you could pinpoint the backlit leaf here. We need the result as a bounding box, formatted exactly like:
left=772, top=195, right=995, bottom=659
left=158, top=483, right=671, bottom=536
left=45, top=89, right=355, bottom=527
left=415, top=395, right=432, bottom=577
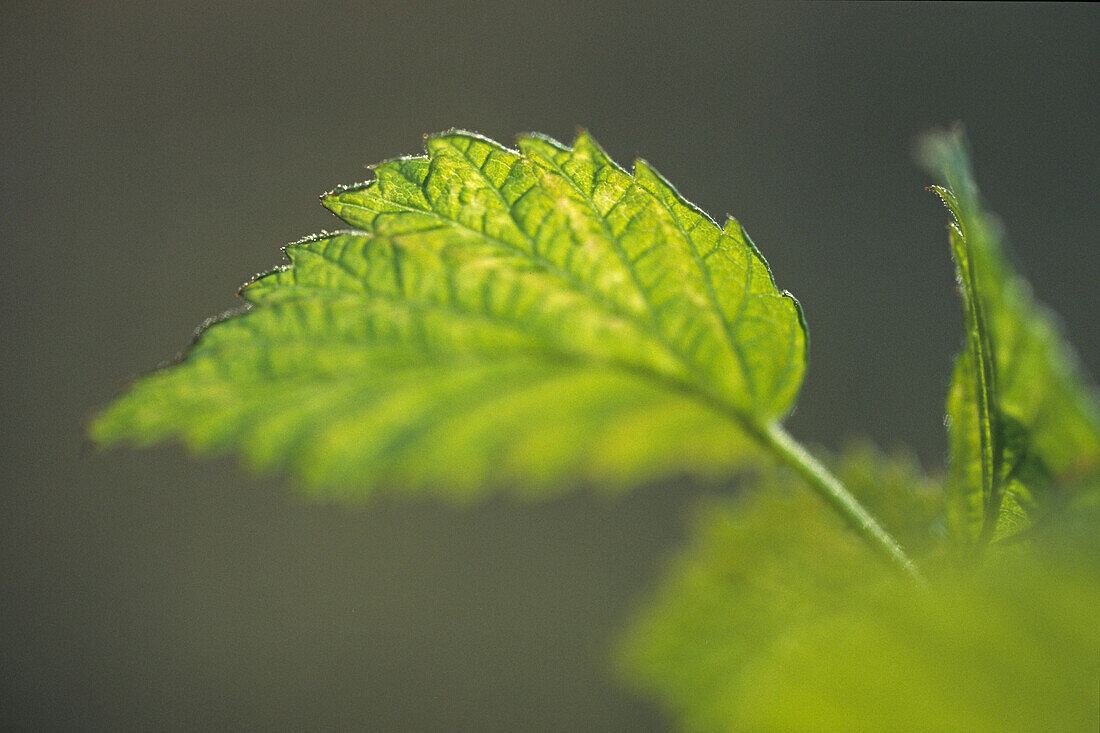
left=921, top=129, right=1100, bottom=544
left=91, top=131, right=807, bottom=498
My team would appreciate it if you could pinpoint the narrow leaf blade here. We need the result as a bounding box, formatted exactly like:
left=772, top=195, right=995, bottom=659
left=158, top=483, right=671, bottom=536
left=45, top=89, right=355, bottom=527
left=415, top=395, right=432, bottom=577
left=921, top=128, right=1100, bottom=544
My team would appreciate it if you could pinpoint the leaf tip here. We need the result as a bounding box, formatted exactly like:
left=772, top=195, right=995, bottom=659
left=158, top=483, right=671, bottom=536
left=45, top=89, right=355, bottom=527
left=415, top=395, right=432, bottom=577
left=571, top=128, right=611, bottom=163
left=720, top=215, right=742, bottom=233
left=913, top=123, right=967, bottom=173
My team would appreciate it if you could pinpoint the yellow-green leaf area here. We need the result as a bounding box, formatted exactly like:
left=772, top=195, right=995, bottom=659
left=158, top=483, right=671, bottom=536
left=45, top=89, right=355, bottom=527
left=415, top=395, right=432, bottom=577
left=91, top=131, right=807, bottom=498
left=617, top=444, right=948, bottom=732
left=618, top=443, right=1099, bottom=732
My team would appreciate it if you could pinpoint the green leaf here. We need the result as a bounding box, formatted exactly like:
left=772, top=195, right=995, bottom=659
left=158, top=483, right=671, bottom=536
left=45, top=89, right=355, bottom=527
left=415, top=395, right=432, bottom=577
left=725, top=549, right=1100, bottom=733
left=616, top=443, right=946, bottom=731
left=921, top=129, right=1100, bottom=544
left=91, top=131, right=807, bottom=498
left=618, top=445, right=1100, bottom=732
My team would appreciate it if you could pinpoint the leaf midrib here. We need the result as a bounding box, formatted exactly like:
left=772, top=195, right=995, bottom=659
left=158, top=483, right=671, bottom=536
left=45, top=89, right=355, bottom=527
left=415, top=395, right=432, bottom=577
left=223, top=273, right=757, bottom=427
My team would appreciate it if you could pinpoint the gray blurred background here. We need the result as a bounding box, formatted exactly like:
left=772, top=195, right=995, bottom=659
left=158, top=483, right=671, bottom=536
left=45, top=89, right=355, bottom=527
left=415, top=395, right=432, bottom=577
left=2, top=2, right=1097, bottom=730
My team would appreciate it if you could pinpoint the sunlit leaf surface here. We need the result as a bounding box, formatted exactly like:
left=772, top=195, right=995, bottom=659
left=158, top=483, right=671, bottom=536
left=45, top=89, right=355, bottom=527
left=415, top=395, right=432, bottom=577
left=92, top=131, right=806, bottom=497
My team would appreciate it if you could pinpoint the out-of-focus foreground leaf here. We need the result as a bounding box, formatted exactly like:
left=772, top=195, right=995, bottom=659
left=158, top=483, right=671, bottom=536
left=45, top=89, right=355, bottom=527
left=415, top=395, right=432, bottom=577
left=920, top=129, right=1100, bottom=544
left=725, top=549, right=1100, bottom=733
left=618, top=444, right=1100, bottom=732
left=91, top=131, right=806, bottom=498
left=617, top=445, right=942, bottom=731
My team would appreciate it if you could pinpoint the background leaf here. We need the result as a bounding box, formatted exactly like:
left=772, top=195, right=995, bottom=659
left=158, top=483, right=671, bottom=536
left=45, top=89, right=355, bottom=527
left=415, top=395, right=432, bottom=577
left=91, top=131, right=807, bottom=498
left=920, top=129, right=1100, bottom=544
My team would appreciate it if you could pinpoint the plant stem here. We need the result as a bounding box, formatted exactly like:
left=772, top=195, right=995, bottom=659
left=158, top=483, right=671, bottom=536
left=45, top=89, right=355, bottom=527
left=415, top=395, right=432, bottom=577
left=759, top=422, right=924, bottom=582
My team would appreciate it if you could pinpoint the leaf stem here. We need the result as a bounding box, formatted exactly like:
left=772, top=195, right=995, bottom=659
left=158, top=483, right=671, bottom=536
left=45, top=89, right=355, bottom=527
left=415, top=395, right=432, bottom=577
left=759, top=422, right=924, bottom=582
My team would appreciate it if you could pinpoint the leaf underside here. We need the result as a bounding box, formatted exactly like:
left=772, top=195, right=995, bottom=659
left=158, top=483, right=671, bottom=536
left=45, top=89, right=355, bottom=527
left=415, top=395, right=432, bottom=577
left=91, top=130, right=807, bottom=498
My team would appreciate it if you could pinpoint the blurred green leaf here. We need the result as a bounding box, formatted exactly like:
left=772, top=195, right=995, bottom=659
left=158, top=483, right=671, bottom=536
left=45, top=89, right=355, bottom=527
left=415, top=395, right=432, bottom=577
left=618, top=444, right=1099, bottom=732
left=91, top=131, right=806, bottom=498
left=617, top=444, right=945, bottom=731
left=729, top=548, right=1100, bottom=733
left=920, top=129, right=1100, bottom=545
